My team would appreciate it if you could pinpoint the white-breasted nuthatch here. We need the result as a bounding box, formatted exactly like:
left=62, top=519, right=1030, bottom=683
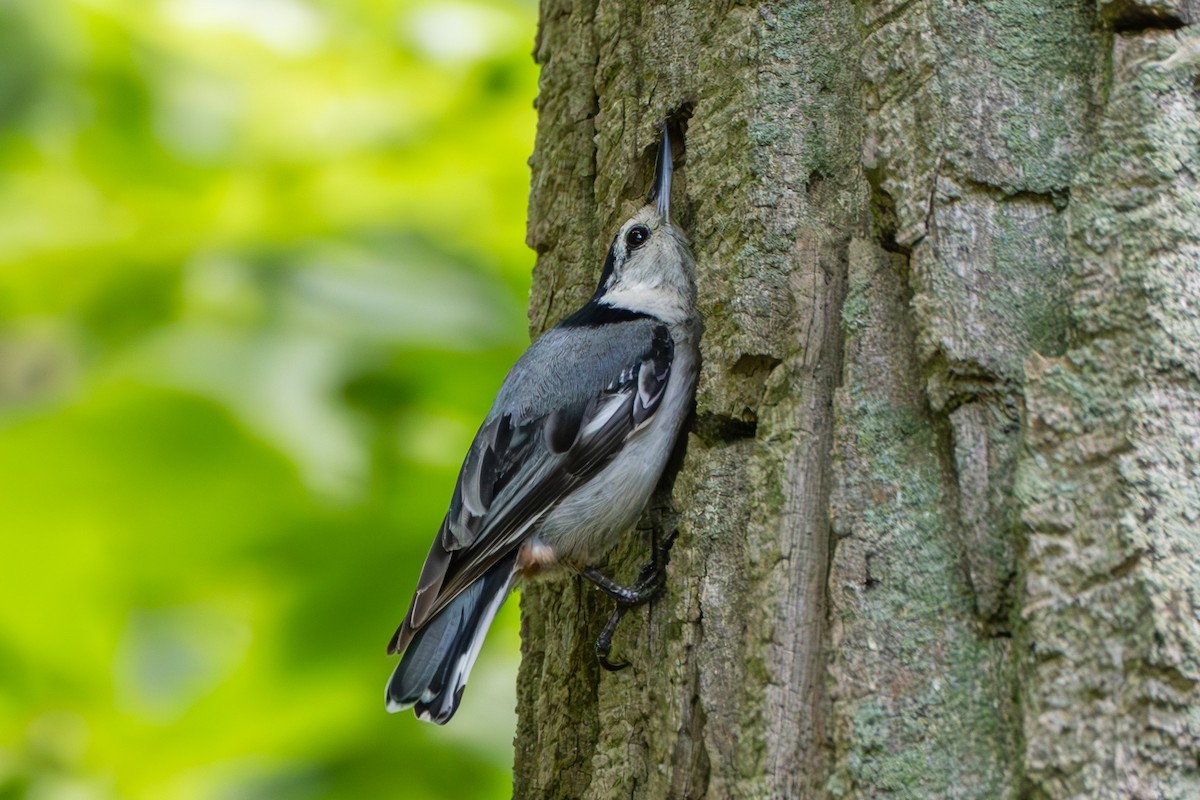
left=385, top=125, right=699, bottom=724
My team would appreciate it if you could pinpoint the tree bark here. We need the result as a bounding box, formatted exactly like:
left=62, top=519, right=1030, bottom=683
left=514, top=2, right=1200, bottom=798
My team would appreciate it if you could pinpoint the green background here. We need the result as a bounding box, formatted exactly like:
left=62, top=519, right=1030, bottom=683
left=0, top=1, right=537, bottom=797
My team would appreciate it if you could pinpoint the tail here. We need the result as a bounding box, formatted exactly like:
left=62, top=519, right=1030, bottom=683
left=385, top=556, right=516, bottom=724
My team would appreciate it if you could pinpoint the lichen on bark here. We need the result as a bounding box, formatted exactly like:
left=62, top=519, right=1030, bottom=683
left=1016, top=27, right=1200, bottom=800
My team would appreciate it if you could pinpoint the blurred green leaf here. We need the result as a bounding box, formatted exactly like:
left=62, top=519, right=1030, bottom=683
left=0, top=0, right=535, bottom=797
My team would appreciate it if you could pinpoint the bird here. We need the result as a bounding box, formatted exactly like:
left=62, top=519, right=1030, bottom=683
left=385, top=124, right=700, bottom=724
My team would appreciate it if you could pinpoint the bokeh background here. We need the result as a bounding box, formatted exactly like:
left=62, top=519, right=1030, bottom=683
left=0, top=1, right=537, bottom=797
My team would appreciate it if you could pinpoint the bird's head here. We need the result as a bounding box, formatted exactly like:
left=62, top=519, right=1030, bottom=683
left=591, top=126, right=695, bottom=325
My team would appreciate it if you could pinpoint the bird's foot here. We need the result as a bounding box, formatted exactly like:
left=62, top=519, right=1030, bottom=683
left=584, top=531, right=677, bottom=670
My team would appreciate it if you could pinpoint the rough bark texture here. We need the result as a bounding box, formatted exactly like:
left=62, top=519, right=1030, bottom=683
left=515, top=1, right=1200, bottom=798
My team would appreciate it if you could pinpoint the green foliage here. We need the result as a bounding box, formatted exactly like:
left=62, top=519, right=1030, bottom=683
left=0, top=1, right=537, bottom=797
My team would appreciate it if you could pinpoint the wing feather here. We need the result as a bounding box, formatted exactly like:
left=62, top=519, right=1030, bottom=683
left=388, top=320, right=674, bottom=654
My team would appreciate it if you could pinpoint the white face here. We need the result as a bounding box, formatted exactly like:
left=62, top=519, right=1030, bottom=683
left=597, top=206, right=696, bottom=325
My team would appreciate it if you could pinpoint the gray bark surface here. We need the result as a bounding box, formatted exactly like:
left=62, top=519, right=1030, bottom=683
left=515, top=2, right=1200, bottom=798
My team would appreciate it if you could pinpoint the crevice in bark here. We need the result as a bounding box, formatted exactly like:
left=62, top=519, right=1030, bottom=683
left=878, top=200, right=912, bottom=258
left=863, top=168, right=911, bottom=257
left=692, top=412, right=757, bottom=445
left=954, top=175, right=1072, bottom=213
left=1104, top=4, right=1192, bottom=32
left=668, top=656, right=712, bottom=799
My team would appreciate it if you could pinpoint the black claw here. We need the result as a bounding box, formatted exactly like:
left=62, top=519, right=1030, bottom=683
left=598, top=654, right=630, bottom=672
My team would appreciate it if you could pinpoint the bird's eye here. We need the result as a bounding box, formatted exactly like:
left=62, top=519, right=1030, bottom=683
left=625, top=225, right=650, bottom=250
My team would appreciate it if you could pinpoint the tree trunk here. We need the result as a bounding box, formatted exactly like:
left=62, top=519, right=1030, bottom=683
left=514, top=1, right=1200, bottom=798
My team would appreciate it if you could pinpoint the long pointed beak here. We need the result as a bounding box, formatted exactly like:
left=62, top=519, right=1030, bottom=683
left=648, top=124, right=673, bottom=220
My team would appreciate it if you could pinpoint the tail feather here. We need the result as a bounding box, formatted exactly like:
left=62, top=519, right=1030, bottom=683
left=386, top=556, right=516, bottom=724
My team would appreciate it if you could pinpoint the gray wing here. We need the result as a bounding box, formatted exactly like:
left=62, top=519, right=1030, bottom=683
left=388, top=319, right=674, bottom=654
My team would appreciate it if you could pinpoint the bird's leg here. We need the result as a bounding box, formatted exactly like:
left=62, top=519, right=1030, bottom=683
left=584, top=529, right=678, bottom=671
left=636, top=526, right=675, bottom=590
